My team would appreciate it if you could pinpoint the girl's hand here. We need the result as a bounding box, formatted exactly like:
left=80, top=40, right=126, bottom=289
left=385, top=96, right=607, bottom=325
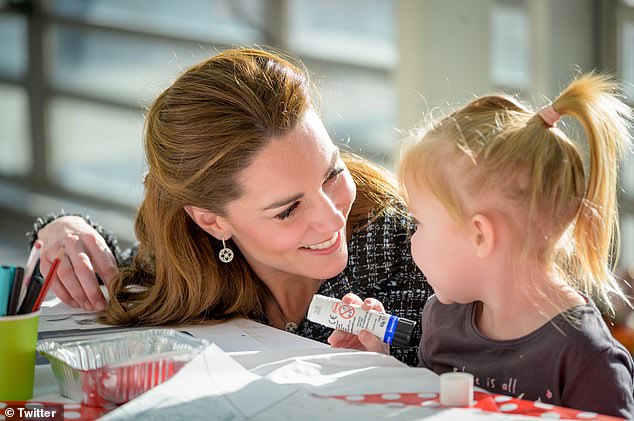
left=37, top=216, right=118, bottom=311
left=327, top=292, right=390, bottom=355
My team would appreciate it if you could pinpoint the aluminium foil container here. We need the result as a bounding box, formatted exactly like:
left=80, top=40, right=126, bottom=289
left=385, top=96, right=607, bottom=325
left=37, top=329, right=208, bottom=407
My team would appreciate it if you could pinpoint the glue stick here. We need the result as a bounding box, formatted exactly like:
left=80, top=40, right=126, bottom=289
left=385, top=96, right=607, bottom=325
left=307, top=294, right=416, bottom=347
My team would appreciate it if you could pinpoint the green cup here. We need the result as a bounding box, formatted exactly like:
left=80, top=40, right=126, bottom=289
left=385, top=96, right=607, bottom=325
left=0, top=311, right=40, bottom=400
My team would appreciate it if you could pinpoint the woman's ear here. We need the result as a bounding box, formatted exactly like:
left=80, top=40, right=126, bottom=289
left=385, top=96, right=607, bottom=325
left=184, top=206, right=232, bottom=240
left=469, top=213, right=495, bottom=259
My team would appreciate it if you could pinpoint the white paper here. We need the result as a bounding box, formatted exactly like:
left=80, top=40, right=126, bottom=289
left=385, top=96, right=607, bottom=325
left=232, top=318, right=329, bottom=350
left=39, top=297, right=326, bottom=351
left=40, top=286, right=109, bottom=317
left=101, top=344, right=536, bottom=421
left=100, top=344, right=299, bottom=420
left=182, top=321, right=274, bottom=353
left=38, top=286, right=125, bottom=340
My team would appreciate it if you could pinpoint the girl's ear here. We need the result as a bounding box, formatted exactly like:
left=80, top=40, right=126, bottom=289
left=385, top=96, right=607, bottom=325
left=184, top=206, right=233, bottom=240
left=469, top=213, right=495, bottom=259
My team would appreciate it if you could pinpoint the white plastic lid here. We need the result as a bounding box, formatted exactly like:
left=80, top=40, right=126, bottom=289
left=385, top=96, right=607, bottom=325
left=439, top=372, right=474, bottom=406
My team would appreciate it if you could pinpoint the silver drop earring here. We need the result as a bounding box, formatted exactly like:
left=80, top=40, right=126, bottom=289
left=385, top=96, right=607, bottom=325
left=219, top=238, right=234, bottom=263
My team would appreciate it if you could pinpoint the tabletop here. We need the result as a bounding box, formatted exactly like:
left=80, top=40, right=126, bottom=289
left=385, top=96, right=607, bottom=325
left=2, top=297, right=627, bottom=421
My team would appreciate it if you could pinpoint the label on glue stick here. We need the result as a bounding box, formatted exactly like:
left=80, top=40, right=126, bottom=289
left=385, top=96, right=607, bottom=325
left=307, top=294, right=416, bottom=347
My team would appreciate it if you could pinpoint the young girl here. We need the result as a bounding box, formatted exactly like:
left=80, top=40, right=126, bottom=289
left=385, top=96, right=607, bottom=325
left=332, top=73, right=634, bottom=418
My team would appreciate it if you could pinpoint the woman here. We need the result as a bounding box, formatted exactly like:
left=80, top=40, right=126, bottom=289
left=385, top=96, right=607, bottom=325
left=31, top=48, right=432, bottom=366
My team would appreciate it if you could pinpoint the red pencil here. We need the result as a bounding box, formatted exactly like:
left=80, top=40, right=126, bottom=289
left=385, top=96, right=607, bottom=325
left=32, top=249, right=64, bottom=312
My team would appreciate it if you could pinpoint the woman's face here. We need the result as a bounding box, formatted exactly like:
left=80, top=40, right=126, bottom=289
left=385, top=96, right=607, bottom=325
left=219, top=110, right=356, bottom=282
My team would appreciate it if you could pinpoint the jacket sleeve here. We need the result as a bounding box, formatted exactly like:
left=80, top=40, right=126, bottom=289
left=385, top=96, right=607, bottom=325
left=27, top=210, right=136, bottom=267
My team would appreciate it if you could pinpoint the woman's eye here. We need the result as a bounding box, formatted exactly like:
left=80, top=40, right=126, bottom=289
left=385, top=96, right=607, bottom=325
left=276, top=202, right=299, bottom=220
left=326, top=166, right=344, bottom=182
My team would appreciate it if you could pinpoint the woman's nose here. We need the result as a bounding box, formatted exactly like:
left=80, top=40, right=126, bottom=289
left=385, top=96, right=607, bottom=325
left=312, top=192, right=346, bottom=232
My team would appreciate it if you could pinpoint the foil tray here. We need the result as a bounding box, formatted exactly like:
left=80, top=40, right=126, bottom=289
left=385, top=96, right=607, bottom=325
left=37, top=329, right=208, bottom=407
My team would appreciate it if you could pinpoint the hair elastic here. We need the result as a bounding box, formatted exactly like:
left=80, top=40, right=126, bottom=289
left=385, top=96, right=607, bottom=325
left=537, top=104, right=561, bottom=127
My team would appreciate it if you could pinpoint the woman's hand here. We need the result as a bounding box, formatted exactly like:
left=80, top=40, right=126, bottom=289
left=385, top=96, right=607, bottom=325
left=327, top=292, right=390, bottom=355
left=37, top=216, right=118, bottom=311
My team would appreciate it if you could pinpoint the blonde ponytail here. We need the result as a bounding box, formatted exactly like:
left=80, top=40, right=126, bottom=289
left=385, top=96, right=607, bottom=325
left=551, top=74, right=633, bottom=312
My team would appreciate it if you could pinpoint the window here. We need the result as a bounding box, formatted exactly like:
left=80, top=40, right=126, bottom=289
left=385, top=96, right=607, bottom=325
left=0, top=13, right=29, bottom=176
left=0, top=13, right=27, bottom=79
left=288, top=0, right=396, bottom=68
left=49, top=0, right=265, bottom=44
left=621, top=20, right=634, bottom=101
left=48, top=25, right=208, bottom=105
left=48, top=98, right=145, bottom=206
left=316, top=67, right=395, bottom=158
left=618, top=1, right=634, bottom=266
left=0, top=85, right=30, bottom=176
left=288, top=0, right=397, bottom=160
left=0, top=0, right=398, bottom=232
left=490, top=0, right=530, bottom=89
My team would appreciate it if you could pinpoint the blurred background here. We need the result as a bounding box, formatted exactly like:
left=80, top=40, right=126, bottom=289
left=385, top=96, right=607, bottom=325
left=0, top=0, right=633, bottom=276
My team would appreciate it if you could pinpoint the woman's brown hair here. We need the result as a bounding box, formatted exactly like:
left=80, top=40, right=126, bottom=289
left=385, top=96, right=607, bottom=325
left=102, top=48, right=403, bottom=326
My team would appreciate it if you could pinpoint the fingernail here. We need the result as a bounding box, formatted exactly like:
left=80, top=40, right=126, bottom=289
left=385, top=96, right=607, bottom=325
left=95, top=301, right=105, bottom=311
left=84, top=302, right=94, bottom=311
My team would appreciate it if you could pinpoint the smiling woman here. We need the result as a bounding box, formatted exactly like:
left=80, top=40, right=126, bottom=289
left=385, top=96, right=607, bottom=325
left=30, top=48, right=433, bottom=366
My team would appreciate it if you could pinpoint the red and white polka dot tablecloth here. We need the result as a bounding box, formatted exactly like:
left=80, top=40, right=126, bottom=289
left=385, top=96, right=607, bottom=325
left=1, top=393, right=625, bottom=421
left=325, top=391, right=625, bottom=420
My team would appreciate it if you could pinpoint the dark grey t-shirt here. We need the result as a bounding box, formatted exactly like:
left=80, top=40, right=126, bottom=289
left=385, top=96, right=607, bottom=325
left=418, top=295, right=634, bottom=419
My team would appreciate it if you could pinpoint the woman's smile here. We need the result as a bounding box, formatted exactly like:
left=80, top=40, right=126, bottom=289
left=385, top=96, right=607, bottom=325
left=302, top=230, right=342, bottom=253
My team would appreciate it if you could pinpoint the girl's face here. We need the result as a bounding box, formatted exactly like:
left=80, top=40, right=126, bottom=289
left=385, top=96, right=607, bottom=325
left=220, top=110, right=356, bottom=282
left=406, top=179, right=478, bottom=304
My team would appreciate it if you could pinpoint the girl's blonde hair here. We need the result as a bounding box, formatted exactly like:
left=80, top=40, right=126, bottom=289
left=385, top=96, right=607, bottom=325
left=102, top=48, right=402, bottom=326
left=400, top=73, right=633, bottom=313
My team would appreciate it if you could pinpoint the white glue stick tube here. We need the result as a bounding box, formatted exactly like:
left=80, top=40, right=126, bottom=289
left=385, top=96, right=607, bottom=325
left=307, top=294, right=416, bottom=347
